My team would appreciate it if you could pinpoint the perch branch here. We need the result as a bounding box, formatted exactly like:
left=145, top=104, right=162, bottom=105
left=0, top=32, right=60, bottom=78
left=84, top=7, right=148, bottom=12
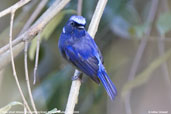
left=65, top=0, right=108, bottom=114
left=9, top=10, right=32, bottom=114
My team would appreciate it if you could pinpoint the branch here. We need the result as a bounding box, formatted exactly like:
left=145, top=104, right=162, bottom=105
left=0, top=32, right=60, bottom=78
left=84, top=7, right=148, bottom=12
left=33, top=33, right=41, bottom=84
left=9, top=10, right=32, bottom=114
left=19, top=0, right=48, bottom=84
left=22, top=0, right=48, bottom=111
left=24, top=41, right=37, bottom=114
left=0, top=0, right=31, bottom=18
left=19, top=0, right=48, bottom=34
left=0, top=0, right=70, bottom=70
left=65, top=0, right=108, bottom=114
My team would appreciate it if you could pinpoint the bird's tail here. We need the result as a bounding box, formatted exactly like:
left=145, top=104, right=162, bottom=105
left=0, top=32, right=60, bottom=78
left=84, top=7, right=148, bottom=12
left=97, top=67, right=117, bottom=100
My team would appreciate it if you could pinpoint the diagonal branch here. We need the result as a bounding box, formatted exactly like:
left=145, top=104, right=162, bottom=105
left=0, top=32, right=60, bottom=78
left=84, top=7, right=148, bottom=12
left=65, top=0, right=108, bottom=114
left=0, top=0, right=31, bottom=18
left=19, top=0, right=48, bottom=34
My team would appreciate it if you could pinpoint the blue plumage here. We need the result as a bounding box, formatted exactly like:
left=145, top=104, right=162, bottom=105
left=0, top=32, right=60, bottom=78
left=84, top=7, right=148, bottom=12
left=58, top=15, right=117, bottom=100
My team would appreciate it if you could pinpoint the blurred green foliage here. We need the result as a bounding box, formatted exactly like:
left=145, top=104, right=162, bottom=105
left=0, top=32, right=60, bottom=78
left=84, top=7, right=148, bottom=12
left=157, top=11, right=171, bottom=35
left=1, top=0, right=171, bottom=114
left=121, top=48, right=171, bottom=99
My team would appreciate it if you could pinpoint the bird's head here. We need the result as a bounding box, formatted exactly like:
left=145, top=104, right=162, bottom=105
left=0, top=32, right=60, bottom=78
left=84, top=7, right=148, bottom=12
left=69, top=15, right=86, bottom=28
left=63, top=15, right=86, bottom=34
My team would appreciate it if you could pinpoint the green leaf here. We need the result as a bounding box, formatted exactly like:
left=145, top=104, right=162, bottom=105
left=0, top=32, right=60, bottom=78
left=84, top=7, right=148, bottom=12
left=121, top=48, right=171, bottom=99
left=46, top=108, right=59, bottom=114
left=108, top=4, right=140, bottom=38
left=29, top=10, right=75, bottom=60
left=29, top=37, right=38, bottom=60
left=157, top=12, right=171, bottom=35
left=0, top=101, right=23, bottom=113
left=129, top=24, right=149, bottom=38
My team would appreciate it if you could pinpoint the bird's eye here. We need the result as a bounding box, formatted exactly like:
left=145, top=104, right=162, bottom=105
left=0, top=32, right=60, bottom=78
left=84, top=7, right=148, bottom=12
left=70, top=22, right=75, bottom=26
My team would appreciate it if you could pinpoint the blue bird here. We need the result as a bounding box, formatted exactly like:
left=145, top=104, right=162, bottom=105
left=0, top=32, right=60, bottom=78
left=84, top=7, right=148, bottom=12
left=58, top=15, right=117, bottom=100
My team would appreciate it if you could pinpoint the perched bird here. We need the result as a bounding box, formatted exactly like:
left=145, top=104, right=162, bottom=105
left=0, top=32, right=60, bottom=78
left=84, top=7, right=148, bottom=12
left=58, top=15, right=117, bottom=100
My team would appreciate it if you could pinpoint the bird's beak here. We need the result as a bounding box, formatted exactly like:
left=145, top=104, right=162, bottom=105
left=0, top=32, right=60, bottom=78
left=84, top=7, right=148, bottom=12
left=78, top=26, right=84, bottom=29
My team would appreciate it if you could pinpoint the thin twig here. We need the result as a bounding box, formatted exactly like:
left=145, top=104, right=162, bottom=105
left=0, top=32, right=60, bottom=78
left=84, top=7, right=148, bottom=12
left=33, top=33, right=41, bottom=84
left=19, top=0, right=48, bottom=84
left=65, top=0, right=108, bottom=114
left=20, top=0, right=48, bottom=34
left=0, top=0, right=31, bottom=18
left=124, top=0, right=159, bottom=114
left=24, top=41, right=38, bottom=114
left=9, top=10, right=32, bottom=114
left=0, top=0, right=70, bottom=69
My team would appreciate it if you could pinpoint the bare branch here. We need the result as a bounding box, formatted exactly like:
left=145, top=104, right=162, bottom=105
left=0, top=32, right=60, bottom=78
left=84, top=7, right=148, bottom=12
left=33, top=33, right=41, bottom=84
left=9, top=10, right=32, bottom=114
left=24, top=41, right=37, bottom=114
left=65, top=70, right=82, bottom=114
left=20, top=0, right=48, bottom=34
left=0, top=0, right=31, bottom=18
left=65, top=0, right=108, bottom=114
left=87, top=0, right=108, bottom=36
left=0, top=0, right=70, bottom=69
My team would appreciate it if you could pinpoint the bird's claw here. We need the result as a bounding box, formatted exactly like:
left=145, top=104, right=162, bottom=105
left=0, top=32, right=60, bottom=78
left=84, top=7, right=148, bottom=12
left=72, top=75, right=80, bottom=80
left=72, top=72, right=83, bottom=82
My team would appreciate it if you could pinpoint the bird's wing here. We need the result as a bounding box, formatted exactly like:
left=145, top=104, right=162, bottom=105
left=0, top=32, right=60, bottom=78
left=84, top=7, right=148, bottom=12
left=64, top=39, right=101, bottom=84
left=86, top=33, right=104, bottom=63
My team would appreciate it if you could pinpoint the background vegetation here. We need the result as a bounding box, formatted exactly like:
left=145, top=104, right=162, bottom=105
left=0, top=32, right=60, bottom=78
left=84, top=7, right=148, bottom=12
left=0, top=0, right=171, bottom=114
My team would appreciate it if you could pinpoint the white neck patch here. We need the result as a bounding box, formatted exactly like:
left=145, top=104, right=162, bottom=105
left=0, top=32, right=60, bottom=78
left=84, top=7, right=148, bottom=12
left=70, top=15, right=86, bottom=25
left=62, top=27, right=65, bottom=33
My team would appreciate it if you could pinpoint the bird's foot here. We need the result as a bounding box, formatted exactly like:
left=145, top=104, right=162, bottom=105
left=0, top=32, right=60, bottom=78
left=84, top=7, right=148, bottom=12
left=72, top=71, right=83, bottom=81
left=72, top=75, right=80, bottom=80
